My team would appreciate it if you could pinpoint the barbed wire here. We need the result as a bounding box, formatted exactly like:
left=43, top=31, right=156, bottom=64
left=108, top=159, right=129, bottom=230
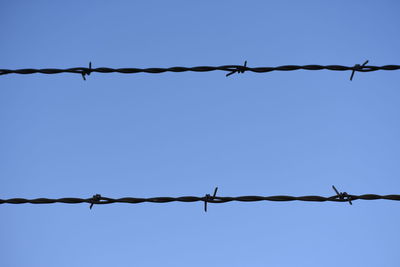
left=1, top=61, right=399, bottom=80
left=1, top=186, right=400, bottom=212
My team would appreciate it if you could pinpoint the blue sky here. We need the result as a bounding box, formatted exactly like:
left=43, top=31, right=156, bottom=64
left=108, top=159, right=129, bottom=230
left=1, top=1, right=400, bottom=266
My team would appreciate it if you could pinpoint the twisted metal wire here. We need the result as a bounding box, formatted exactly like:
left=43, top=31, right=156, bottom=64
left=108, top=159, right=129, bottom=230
left=1, top=187, right=399, bottom=211
left=3, top=193, right=399, bottom=204
left=1, top=61, right=399, bottom=80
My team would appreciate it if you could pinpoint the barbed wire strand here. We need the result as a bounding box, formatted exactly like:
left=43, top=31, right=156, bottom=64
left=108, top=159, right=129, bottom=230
left=1, top=186, right=400, bottom=212
left=1, top=61, right=400, bottom=81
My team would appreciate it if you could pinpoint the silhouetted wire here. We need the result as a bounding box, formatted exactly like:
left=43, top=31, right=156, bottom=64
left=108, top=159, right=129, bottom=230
left=1, top=186, right=400, bottom=211
left=1, top=61, right=399, bottom=80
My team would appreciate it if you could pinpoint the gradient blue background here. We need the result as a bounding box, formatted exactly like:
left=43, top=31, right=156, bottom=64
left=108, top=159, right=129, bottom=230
left=1, top=1, right=399, bottom=266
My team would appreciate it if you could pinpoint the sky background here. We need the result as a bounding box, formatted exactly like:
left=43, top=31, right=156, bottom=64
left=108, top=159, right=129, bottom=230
left=1, top=1, right=400, bottom=266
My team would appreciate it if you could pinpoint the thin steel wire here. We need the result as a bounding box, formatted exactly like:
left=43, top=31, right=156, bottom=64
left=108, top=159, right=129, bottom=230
left=1, top=187, right=400, bottom=210
left=1, top=62, right=399, bottom=80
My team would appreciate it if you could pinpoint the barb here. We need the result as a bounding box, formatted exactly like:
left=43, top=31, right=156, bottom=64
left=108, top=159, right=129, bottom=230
left=89, top=194, right=102, bottom=209
left=204, top=187, right=218, bottom=212
left=1, top=63, right=399, bottom=79
left=350, top=60, right=369, bottom=81
left=1, top=188, right=400, bottom=208
left=81, top=62, right=92, bottom=81
left=226, top=61, right=247, bottom=77
left=332, top=185, right=352, bottom=205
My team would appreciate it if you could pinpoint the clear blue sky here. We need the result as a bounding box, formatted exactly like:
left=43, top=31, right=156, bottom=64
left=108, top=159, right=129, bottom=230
left=1, top=1, right=400, bottom=266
